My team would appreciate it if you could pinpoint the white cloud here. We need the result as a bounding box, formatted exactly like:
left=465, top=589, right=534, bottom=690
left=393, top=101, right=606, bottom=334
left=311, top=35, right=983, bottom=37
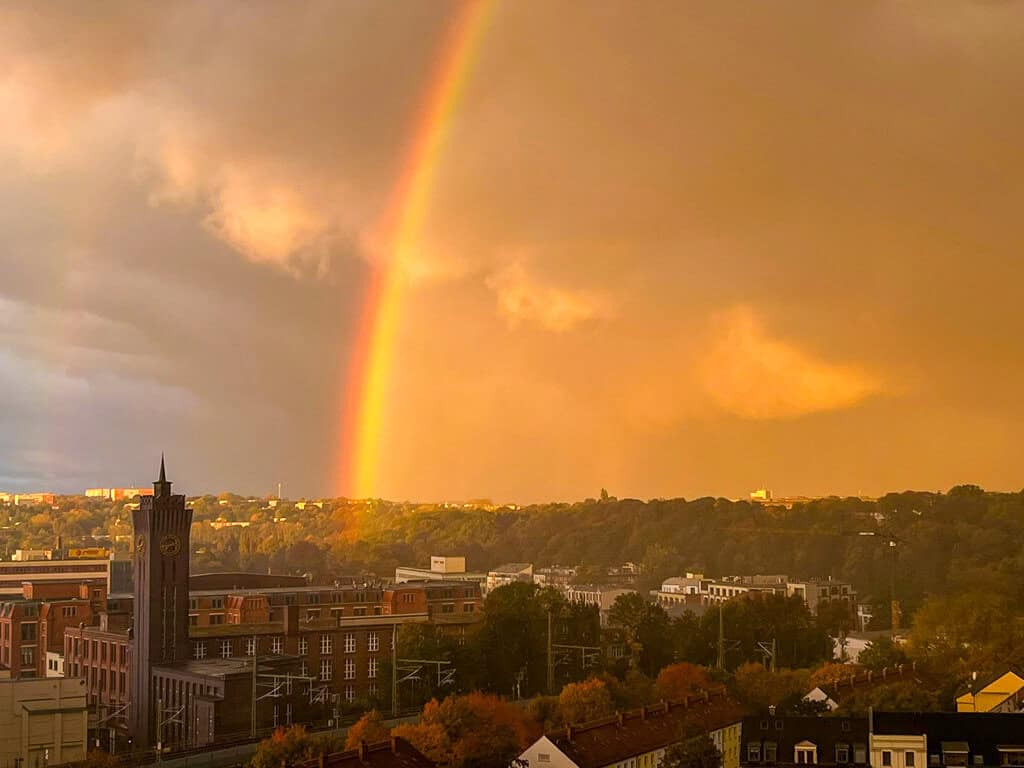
left=486, top=261, right=608, bottom=332
left=702, top=305, right=883, bottom=419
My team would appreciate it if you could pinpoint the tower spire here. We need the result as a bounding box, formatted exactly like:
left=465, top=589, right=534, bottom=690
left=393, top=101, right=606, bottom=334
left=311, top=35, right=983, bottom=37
left=154, top=454, right=172, bottom=497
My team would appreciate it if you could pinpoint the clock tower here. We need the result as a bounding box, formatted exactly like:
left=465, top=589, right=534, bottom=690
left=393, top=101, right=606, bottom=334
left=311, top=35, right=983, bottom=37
left=128, top=456, right=193, bottom=749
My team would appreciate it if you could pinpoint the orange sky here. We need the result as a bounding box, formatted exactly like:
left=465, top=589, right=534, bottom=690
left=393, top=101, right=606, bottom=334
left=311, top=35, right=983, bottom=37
left=0, top=2, right=1022, bottom=501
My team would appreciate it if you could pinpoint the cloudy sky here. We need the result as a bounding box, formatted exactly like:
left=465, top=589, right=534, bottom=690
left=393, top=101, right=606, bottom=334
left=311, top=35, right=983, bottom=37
left=1, top=1, right=1022, bottom=502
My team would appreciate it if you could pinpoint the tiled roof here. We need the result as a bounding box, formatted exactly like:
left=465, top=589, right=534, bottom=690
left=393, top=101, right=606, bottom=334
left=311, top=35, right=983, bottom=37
left=291, top=737, right=435, bottom=768
left=550, top=689, right=745, bottom=768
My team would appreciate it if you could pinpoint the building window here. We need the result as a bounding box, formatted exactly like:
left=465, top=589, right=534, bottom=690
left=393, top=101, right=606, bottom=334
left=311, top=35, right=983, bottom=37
left=21, top=623, right=37, bottom=642
left=321, top=635, right=333, bottom=655
left=907, top=754, right=916, bottom=768
left=247, top=638, right=256, bottom=656
left=765, top=743, right=777, bottom=763
left=442, top=603, right=455, bottom=614
left=883, top=752, right=893, bottom=767
left=463, top=603, right=475, bottom=613
left=855, top=746, right=867, bottom=764
left=62, top=606, right=76, bottom=617
left=344, top=658, right=355, bottom=680
left=320, top=659, right=332, bottom=681
left=309, top=593, right=320, bottom=604
left=21, top=647, right=33, bottom=666
left=368, top=632, right=379, bottom=652
left=344, top=633, right=356, bottom=653
left=194, top=643, right=207, bottom=660
left=998, top=751, right=1024, bottom=767
left=307, top=609, right=321, bottom=620
left=189, top=615, right=198, bottom=626
left=369, top=682, right=379, bottom=698
left=369, top=657, right=378, bottom=679
left=272, top=636, right=283, bottom=654
left=210, top=614, right=224, bottom=625
left=221, top=640, right=232, bottom=658
left=538, top=755, right=551, bottom=764
left=211, top=598, right=224, bottom=609
left=354, top=607, right=367, bottom=616
left=299, top=638, right=308, bottom=655
left=189, top=598, right=198, bottom=610
left=748, top=744, right=762, bottom=763
left=836, top=746, right=850, bottom=764
left=402, top=593, right=415, bottom=603
left=344, top=685, right=355, bottom=702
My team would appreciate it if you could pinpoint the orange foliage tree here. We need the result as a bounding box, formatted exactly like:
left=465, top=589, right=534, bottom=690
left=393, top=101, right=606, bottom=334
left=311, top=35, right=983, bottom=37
left=558, top=678, right=615, bottom=724
left=393, top=692, right=539, bottom=768
left=250, top=725, right=345, bottom=768
left=810, top=662, right=856, bottom=689
left=654, top=663, right=714, bottom=701
left=345, top=710, right=392, bottom=750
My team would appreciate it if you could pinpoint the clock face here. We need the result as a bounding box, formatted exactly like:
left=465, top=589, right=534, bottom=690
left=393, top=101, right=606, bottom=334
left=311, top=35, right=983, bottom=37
left=135, top=535, right=146, bottom=555
left=159, top=534, right=181, bottom=557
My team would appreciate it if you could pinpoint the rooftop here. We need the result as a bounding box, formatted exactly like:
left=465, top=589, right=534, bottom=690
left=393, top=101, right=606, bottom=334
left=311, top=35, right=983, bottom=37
left=547, top=689, right=744, bottom=768
left=292, top=737, right=435, bottom=768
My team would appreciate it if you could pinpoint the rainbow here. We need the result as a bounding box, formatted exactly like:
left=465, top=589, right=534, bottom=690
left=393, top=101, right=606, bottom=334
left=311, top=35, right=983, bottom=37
left=337, top=0, right=496, bottom=498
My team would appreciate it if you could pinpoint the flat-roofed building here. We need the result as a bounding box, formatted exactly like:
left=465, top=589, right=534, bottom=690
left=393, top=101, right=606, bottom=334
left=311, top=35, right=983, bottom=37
left=0, top=676, right=87, bottom=767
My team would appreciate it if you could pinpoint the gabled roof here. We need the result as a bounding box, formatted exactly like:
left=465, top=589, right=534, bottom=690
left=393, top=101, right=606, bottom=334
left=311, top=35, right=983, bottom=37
left=291, top=737, right=435, bottom=768
left=955, top=671, right=1024, bottom=712
left=547, top=689, right=745, bottom=768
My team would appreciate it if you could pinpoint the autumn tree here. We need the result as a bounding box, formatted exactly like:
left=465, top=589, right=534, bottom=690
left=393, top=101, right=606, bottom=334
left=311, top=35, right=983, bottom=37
left=654, top=663, right=714, bottom=701
left=345, top=710, right=391, bottom=750
left=809, top=662, right=855, bottom=689
left=394, top=692, right=539, bottom=768
left=251, top=725, right=344, bottom=768
left=558, top=678, right=614, bottom=724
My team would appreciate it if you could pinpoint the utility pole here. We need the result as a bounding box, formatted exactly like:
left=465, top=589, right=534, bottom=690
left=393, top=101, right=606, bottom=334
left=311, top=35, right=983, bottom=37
left=546, top=609, right=554, bottom=695
left=251, top=634, right=258, bottom=738
left=716, top=604, right=725, bottom=670
left=889, top=539, right=901, bottom=638
left=391, top=622, right=399, bottom=718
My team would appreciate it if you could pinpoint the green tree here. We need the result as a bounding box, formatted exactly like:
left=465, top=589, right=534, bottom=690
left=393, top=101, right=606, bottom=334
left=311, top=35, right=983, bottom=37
left=857, top=637, right=907, bottom=671
left=662, top=735, right=722, bottom=768
left=607, top=593, right=673, bottom=676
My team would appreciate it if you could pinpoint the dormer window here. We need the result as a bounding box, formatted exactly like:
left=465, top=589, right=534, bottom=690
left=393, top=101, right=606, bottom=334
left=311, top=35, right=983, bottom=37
left=941, top=743, right=969, bottom=767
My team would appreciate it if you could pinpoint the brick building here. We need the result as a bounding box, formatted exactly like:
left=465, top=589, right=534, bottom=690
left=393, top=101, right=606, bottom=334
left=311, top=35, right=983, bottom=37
left=58, top=460, right=483, bottom=754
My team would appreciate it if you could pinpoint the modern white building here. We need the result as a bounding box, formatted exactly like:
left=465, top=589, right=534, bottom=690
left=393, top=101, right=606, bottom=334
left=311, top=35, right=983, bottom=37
left=394, top=556, right=487, bottom=585
left=485, top=563, right=534, bottom=594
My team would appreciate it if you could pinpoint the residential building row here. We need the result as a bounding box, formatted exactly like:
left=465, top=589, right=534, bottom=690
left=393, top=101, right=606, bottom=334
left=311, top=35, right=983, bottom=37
left=652, top=573, right=857, bottom=617
left=518, top=707, right=1024, bottom=768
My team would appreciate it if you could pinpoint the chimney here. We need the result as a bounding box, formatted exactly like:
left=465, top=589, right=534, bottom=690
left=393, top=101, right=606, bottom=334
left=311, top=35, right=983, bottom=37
left=358, top=741, right=366, bottom=761
left=283, top=604, right=298, bottom=636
